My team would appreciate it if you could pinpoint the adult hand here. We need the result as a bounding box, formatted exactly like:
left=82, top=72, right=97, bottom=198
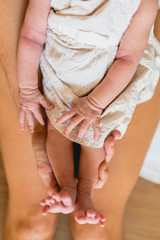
left=95, top=130, right=121, bottom=189
left=32, top=119, right=59, bottom=196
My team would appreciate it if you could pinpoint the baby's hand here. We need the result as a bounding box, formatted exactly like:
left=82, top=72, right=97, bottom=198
left=19, top=88, right=54, bottom=133
left=56, top=96, right=103, bottom=141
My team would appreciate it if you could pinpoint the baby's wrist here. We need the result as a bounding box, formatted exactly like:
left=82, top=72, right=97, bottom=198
left=87, top=94, right=104, bottom=111
left=19, top=87, right=40, bottom=99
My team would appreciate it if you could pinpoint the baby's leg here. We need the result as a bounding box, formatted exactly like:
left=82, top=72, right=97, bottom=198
left=41, top=118, right=77, bottom=215
left=75, top=145, right=106, bottom=227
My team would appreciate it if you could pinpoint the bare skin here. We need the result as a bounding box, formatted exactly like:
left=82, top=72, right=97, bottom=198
left=39, top=119, right=106, bottom=227
left=0, top=0, right=160, bottom=240
left=16, top=0, right=158, bottom=228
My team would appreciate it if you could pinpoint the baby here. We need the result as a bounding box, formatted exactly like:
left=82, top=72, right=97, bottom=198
left=17, top=0, right=158, bottom=227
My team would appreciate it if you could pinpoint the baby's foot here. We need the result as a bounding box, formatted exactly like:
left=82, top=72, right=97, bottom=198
left=74, top=193, right=106, bottom=227
left=41, top=182, right=77, bottom=215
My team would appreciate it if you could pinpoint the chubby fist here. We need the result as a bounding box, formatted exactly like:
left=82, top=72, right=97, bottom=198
left=19, top=87, right=54, bottom=133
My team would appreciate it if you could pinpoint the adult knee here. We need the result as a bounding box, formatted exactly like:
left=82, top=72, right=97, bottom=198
left=72, top=223, right=109, bottom=240
left=14, top=213, right=55, bottom=240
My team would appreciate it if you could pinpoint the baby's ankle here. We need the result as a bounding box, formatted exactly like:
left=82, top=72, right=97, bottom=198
left=57, top=175, right=77, bottom=190
left=78, top=178, right=95, bottom=198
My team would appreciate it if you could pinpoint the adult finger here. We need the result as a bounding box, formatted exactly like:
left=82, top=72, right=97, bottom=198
left=19, top=108, right=26, bottom=131
left=104, top=135, right=115, bottom=152
left=95, top=160, right=109, bottom=189
left=110, top=129, right=121, bottom=141
left=25, top=109, right=35, bottom=133
left=76, top=119, right=90, bottom=139
left=32, top=108, right=45, bottom=126
left=39, top=95, right=54, bottom=110
left=105, top=145, right=115, bottom=163
left=63, top=115, right=84, bottom=136
left=92, top=120, right=101, bottom=142
left=56, top=109, right=77, bottom=125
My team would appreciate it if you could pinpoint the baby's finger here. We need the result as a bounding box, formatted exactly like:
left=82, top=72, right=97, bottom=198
left=92, top=120, right=101, bottom=142
left=64, top=115, right=83, bottom=136
left=32, top=108, right=45, bottom=126
left=25, top=109, right=35, bottom=133
left=39, top=95, right=54, bottom=110
left=76, top=119, right=90, bottom=139
left=56, top=109, right=76, bottom=125
left=19, top=108, right=26, bottom=131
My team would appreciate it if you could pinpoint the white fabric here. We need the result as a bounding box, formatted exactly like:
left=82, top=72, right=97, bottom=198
left=40, top=0, right=160, bottom=148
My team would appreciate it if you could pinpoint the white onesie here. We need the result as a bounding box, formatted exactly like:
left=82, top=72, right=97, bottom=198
left=40, top=0, right=160, bottom=148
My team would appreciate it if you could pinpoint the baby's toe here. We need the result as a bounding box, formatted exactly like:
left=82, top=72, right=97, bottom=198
left=86, top=209, right=96, bottom=218
left=60, top=192, right=72, bottom=206
left=45, top=196, right=54, bottom=204
left=51, top=193, right=61, bottom=202
left=100, top=214, right=106, bottom=222
left=86, top=210, right=100, bottom=224
left=40, top=199, right=46, bottom=206
left=42, top=205, right=50, bottom=216
left=99, top=214, right=106, bottom=227
left=99, top=221, right=105, bottom=227
left=75, top=210, right=87, bottom=224
left=48, top=202, right=62, bottom=213
left=94, top=214, right=101, bottom=221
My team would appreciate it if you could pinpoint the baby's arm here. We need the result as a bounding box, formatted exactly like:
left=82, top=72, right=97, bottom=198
left=87, top=0, right=159, bottom=109
left=17, top=0, right=53, bottom=132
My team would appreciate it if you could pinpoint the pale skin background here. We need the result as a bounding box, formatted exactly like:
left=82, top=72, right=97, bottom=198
left=0, top=0, right=160, bottom=240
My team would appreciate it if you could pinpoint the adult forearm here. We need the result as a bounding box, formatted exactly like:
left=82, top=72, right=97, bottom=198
left=17, top=34, right=43, bottom=89
left=88, top=58, right=139, bottom=109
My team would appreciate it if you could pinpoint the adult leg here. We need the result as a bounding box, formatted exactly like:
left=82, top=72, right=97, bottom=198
left=0, top=0, right=57, bottom=239
left=71, top=12, right=160, bottom=240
